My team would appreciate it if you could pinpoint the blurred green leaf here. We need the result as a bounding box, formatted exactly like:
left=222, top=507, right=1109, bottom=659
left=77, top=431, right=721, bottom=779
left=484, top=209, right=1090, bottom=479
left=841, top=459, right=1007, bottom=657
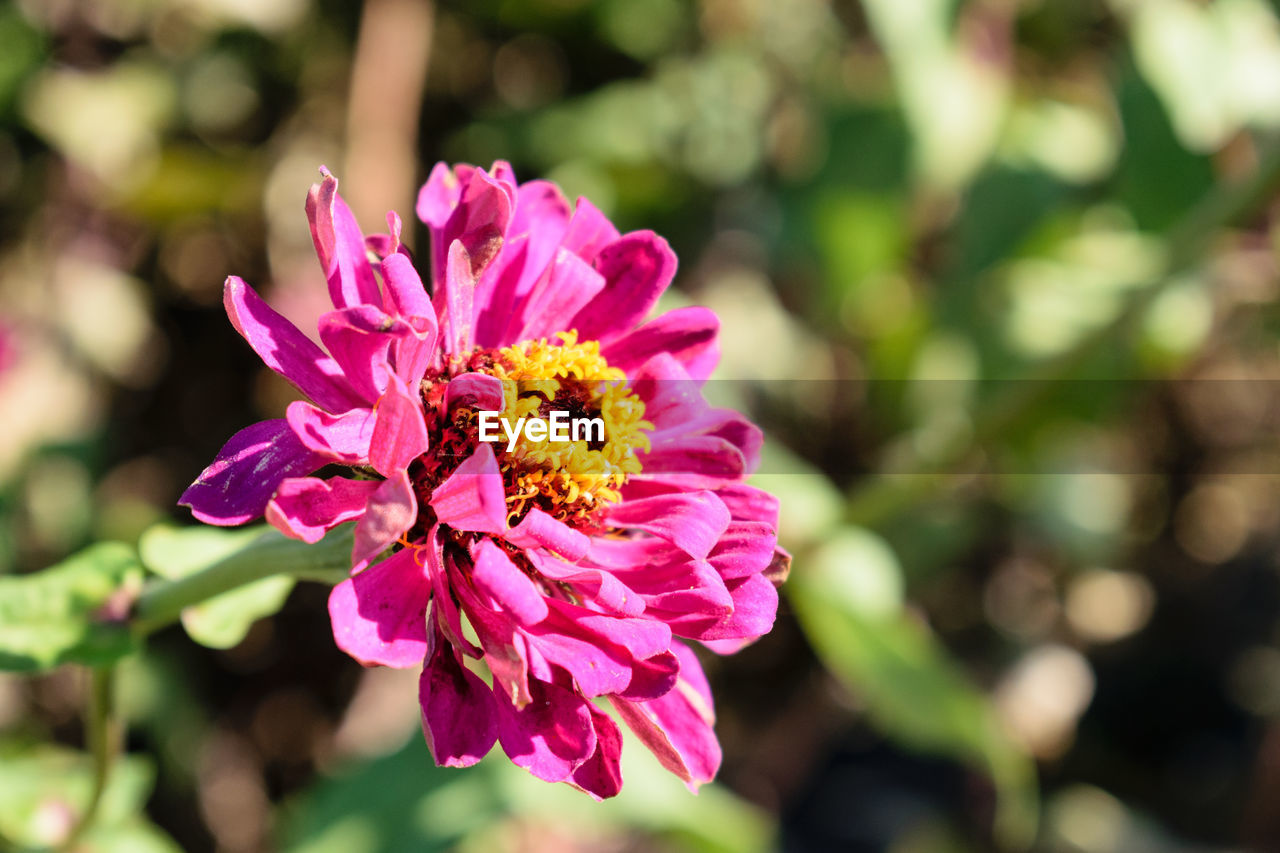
left=139, top=524, right=295, bottom=649
left=0, top=544, right=141, bottom=672
left=0, top=742, right=177, bottom=851
left=788, top=530, right=1038, bottom=848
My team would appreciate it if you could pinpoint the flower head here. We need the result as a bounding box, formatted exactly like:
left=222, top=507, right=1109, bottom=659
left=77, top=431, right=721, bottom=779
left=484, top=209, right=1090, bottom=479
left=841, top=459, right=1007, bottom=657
left=181, top=162, right=789, bottom=797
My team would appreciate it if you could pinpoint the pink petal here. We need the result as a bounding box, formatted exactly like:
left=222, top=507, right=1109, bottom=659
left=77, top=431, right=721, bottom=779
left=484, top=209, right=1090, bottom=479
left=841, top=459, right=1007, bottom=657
left=266, top=476, right=379, bottom=543
left=561, top=197, right=620, bottom=264
left=572, top=706, right=624, bottom=800
left=699, top=572, right=778, bottom=643
left=328, top=547, right=430, bottom=668
left=429, top=444, right=507, bottom=534
left=415, top=161, right=462, bottom=230
left=306, top=170, right=383, bottom=309
left=603, top=492, right=731, bottom=561
left=317, top=306, right=400, bottom=403
left=637, top=435, right=747, bottom=485
left=180, top=419, right=324, bottom=525
left=716, top=483, right=780, bottom=527
left=601, top=306, right=720, bottom=382
left=708, top=521, right=777, bottom=580
left=494, top=677, right=597, bottom=783
left=610, top=642, right=720, bottom=790
left=570, top=232, right=677, bottom=343
left=420, top=629, right=499, bottom=767
left=379, top=252, right=434, bottom=325
left=444, top=372, right=506, bottom=414
left=437, top=240, right=476, bottom=357
left=352, top=471, right=418, bottom=568
left=424, top=526, right=480, bottom=656
left=512, top=248, right=605, bottom=342
left=527, top=551, right=643, bottom=617
left=470, top=539, right=549, bottom=625
left=369, top=374, right=430, bottom=477
left=223, top=277, right=362, bottom=413
left=285, top=401, right=375, bottom=464
left=505, top=508, right=590, bottom=561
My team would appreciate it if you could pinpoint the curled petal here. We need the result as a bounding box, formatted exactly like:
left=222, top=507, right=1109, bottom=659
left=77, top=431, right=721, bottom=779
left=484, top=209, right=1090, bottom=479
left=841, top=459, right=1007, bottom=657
left=369, top=374, right=430, bottom=477
left=602, top=306, right=720, bottom=382
left=286, top=401, right=374, bottom=464
left=328, top=547, right=430, bottom=668
left=429, top=444, right=507, bottom=534
left=470, top=540, right=549, bottom=625
left=266, top=476, right=379, bottom=543
left=306, top=170, right=383, bottom=309
left=438, top=240, right=476, bottom=357
left=572, top=706, right=624, bottom=800
left=181, top=419, right=324, bottom=526
left=505, top=508, right=590, bottom=561
left=445, top=372, right=505, bottom=413
left=352, top=471, right=418, bottom=568
left=571, top=232, right=677, bottom=343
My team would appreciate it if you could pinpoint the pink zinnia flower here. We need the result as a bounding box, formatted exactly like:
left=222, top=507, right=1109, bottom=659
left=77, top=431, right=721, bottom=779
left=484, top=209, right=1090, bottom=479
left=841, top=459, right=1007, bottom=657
left=181, top=162, right=788, bottom=797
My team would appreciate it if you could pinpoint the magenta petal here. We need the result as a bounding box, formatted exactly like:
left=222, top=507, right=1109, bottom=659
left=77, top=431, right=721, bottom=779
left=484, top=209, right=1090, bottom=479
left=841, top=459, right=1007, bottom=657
left=638, top=435, right=747, bottom=485
left=435, top=167, right=514, bottom=284
left=601, top=306, right=720, bottom=382
left=420, top=630, right=499, bottom=767
left=266, top=476, right=379, bottom=543
left=505, top=508, right=590, bottom=561
left=224, top=277, right=362, bottom=413
left=415, top=161, right=462, bottom=229
left=572, top=706, right=624, bottom=800
left=603, top=492, right=731, bottom=561
left=429, top=444, right=507, bottom=534
left=470, top=540, right=549, bottom=625
left=369, top=375, right=430, bottom=477
left=425, top=526, right=480, bottom=656
left=527, top=551, right=643, bottom=617
left=571, top=232, right=677, bottom=343
left=380, top=250, right=433, bottom=319
left=352, top=471, right=417, bottom=568
left=716, top=483, right=780, bottom=527
left=180, top=419, right=324, bottom=525
left=306, top=171, right=382, bottom=309
left=328, top=547, right=430, bottom=668
left=561, top=196, right=620, bottom=264
left=513, top=248, right=606, bottom=342
left=444, top=372, right=506, bottom=413
left=317, top=306, right=400, bottom=403
left=495, top=677, right=597, bottom=783
left=438, top=240, right=476, bottom=357
left=610, top=642, right=721, bottom=790
left=709, top=521, right=777, bottom=580
left=700, top=573, right=779, bottom=643
left=286, top=401, right=374, bottom=464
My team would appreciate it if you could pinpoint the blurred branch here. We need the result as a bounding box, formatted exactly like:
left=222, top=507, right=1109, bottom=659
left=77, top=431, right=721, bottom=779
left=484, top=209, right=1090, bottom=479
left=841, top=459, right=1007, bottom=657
left=344, top=0, right=435, bottom=235
left=132, top=526, right=355, bottom=636
left=57, top=666, right=118, bottom=852
left=845, top=133, right=1280, bottom=529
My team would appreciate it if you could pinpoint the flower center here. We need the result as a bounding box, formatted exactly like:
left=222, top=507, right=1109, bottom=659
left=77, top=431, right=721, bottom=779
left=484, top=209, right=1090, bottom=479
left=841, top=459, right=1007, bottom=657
left=413, top=331, right=651, bottom=532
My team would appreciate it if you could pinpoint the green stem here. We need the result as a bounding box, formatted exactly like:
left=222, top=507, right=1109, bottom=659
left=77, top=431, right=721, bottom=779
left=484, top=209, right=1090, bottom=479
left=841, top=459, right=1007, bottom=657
left=132, top=525, right=355, bottom=636
left=846, top=134, right=1280, bottom=530
left=58, top=666, right=118, bottom=852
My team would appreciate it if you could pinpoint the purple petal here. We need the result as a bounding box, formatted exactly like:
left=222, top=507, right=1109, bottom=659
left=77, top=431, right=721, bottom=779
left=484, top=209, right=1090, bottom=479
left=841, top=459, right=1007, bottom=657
left=352, top=471, right=418, bottom=568
left=266, top=476, right=379, bottom=543
left=420, top=629, right=499, bottom=767
left=494, top=676, right=597, bottom=783
left=306, top=170, right=383, bottom=309
left=286, top=401, right=374, bottom=464
left=424, top=526, right=480, bottom=656
left=570, top=232, right=677, bottom=343
left=429, top=444, right=508, bottom=534
left=369, top=375, right=430, bottom=477
left=470, top=539, right=549, bottom=625
left=601, top=306, right=720, bottom=382
left=603, top=492, right=731, bottom=561
left=180, top=419, right=324, bottom=525
left=223, top=277, right=362, bottom=413
left=328, top=547, right=430, bottom=668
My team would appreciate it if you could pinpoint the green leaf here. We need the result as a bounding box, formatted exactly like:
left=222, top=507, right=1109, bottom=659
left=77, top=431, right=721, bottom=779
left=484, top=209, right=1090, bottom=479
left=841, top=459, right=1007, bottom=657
left=0, top=544, right=142, bottom=672
left=0, top=742, right=177, bottom=851
left=788, top=529, right=1038, bottom=848
left=139, top=524, right=296, bottom=649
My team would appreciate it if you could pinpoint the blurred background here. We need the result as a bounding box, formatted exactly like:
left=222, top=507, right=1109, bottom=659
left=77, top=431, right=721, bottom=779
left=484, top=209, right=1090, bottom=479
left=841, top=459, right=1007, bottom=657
left=3, top=0, right=1280, bottom=850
